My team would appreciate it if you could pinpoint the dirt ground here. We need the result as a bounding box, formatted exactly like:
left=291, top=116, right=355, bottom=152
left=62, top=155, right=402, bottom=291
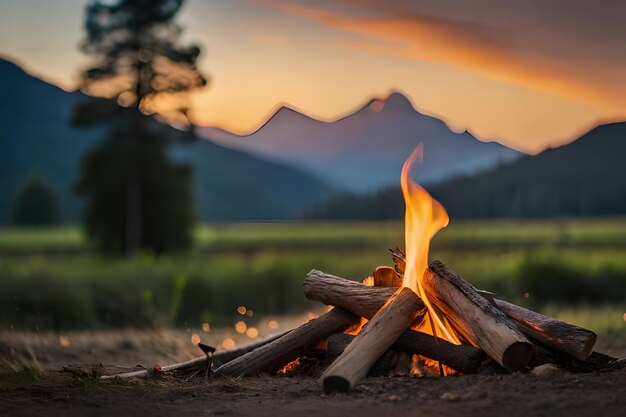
left=1, top=366, right=626, bottom=417
left=1, top=328, right=625, bottom=417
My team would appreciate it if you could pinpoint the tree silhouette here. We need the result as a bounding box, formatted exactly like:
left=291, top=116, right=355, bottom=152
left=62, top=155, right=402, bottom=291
left=13, top=174, right=61, bottom=227
left=74, top=0, right=207, bottom=255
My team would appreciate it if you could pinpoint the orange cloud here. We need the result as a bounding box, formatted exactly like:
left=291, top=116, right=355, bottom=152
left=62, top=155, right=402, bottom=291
left=266, top=0, right=626, bottom=118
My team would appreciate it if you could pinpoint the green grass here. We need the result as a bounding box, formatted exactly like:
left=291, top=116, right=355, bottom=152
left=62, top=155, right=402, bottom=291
left=1, top=219, right=625, bottom=330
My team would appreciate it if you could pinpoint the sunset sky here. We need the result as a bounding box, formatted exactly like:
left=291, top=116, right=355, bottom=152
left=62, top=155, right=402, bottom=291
left=0, top=0, right=624, bottom=153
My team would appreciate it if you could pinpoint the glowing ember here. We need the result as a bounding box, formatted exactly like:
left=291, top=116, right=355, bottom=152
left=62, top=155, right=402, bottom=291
left=344, top=316, right=368, bottom=336
left=235, top=320, right=247, bottom=334
left=222, top=338, right=236, bottom=349
left=202, top=322, right=211, bottom=332
left=400, top=145, right=460, bottom=344
left=190, top=333, right=201, bottom=345
left=246, top=327, right=259, bottom=338
left=237, top=306, right=247, bottom=315
left=58, top=335, right=71, bottom=348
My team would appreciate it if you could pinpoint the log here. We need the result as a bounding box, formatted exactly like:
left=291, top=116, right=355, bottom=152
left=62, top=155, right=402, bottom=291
left=304, top=269, right=425, bottom=319
left=213, top=308, right=358, bottom=377
left=493, top=299, right=597, bottom=361
left=321, top=287, right=423, bottom=393
left=530, top=341, right=625, bottom=372
left=385, top=250, right=597, bottom=361
left=305, top=269, right=486, bottom=372
left=327, top=331, right=484, bottom=374
left=424, top=261, right=532, bottom=372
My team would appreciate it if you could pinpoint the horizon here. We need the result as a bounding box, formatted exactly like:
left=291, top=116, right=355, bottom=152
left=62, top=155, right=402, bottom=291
left=1, top=0, right=625, bottom=154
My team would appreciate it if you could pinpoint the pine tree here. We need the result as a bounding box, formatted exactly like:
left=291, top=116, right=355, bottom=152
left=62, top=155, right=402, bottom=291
left=13, top=174, right=61, bottom=227
left=74, top=0, right=207, bottom=255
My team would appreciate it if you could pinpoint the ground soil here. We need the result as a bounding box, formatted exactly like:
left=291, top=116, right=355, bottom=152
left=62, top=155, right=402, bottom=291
left=1, top=328, right=625, bottom=417
left=1, top=367, right=626, bottom=417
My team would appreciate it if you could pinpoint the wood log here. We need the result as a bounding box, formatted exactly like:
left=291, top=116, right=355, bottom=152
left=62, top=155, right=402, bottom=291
left=530, top=341, right=625, bottom=372
left=213, top=308, right=358, bottom=377
left=305, top=269, right=486, bottom=372
left=424, top=261, right=532, bottom=372
left=383, top=249, right=598, bottom=361
left=321, top=287, right=423, bottom=393
left=493, top=299, right=596, bottom=361
left=304, top=269, right=425, bottom=319
left=327, top=331, right=484, bottom=374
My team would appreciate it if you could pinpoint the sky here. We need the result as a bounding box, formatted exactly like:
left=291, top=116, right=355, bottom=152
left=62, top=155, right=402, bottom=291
left=0, top=0, right=624, bottom=153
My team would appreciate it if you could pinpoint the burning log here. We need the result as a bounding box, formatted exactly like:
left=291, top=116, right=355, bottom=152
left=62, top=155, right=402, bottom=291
left=327, top=331, right=484, bottom=374
left=392, top=248, right=598, bottom=361
left=492, top=299, right=597, bottom=361
left=321, top=287, right=423, bottom=393
left=305, top=269, right=485, bottom=372
left=304, top=269, right=425, bottom=319
left=424, top=261, right=532, bottom=372
left=213, top=308, right=358, bottom=377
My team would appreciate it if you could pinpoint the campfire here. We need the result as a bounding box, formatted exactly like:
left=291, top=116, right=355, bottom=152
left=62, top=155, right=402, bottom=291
left=105, top=146, right=623, bottom=390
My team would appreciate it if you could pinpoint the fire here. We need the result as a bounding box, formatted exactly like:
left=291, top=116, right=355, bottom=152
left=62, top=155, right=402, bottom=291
left=400, top=145, right=461, bottom=345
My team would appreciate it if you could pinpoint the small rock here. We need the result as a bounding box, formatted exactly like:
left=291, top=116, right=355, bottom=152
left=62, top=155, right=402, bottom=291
left=531, top=363, right=565, bottom=378
left=440, top=392, right=460, bottom=401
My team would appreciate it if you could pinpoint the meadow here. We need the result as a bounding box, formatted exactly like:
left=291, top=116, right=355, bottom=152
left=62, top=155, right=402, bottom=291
left=0, top=220, right=625, bottom=338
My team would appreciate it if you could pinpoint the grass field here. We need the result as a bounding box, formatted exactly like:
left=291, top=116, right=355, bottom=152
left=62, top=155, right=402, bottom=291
left=0, top=220, right=625, bottom=333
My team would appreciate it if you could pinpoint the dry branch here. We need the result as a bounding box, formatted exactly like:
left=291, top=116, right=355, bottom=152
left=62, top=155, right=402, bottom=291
left=213, top=308, right=358, bottom=377
left=321, top=287, right=423, bottom=393
left=424, top=261, right=532, bottom=372
left=100, top=330, right=288, bottom=380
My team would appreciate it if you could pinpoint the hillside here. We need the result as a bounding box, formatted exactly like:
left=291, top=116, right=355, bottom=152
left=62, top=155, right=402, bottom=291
left=305, top=122, right=626, bottom=219
left=199, top=92, right=520, bottom=191
left=0, top=58, right=334, bottom=223
left=432, top=122, right=626, bottom=218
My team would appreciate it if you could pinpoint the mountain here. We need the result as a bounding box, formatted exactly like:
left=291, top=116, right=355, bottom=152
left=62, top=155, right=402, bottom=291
left=304, top=121, right=626, bottom=219
left=198, top=92, right=520, bottom=191
left=431, top=121, right=626, bottom=218
left=0, top=58, right=334, bottom=224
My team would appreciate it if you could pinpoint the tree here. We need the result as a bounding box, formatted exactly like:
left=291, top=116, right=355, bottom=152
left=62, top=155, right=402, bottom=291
left=13, top=174, right=61, bottom=226
left=74, top=0, right=207, bottom=255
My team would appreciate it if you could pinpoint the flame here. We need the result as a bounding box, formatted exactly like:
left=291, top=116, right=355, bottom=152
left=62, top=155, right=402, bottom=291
left=401, top=145, right=461, bottom=345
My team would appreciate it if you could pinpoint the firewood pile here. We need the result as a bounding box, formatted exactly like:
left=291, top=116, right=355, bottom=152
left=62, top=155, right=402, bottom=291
left=104, top=249, right=624, bottom=394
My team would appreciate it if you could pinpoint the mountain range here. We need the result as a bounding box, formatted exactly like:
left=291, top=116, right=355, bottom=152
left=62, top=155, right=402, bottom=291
left=0, top=58, right=333, bottom=224
left=198, top=92, right=520, bottom=191
left=4, top=55, right=622, bottom=224
left=305, top=121, right=626, bottom=219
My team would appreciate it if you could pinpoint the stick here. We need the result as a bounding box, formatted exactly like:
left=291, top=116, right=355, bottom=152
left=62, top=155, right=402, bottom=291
left=493, top=299, right=597, bottom=361
left=424, top=261, right=532, bottom=372
left=321, top=287, right=423, bottom=393
left=100, top=330, right=289, bottom=380
left=213, top=308, right=358, bottom=377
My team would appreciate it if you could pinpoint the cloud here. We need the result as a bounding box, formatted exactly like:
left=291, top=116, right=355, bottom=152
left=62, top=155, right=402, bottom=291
left=262, top=0, right=626, bottom=115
